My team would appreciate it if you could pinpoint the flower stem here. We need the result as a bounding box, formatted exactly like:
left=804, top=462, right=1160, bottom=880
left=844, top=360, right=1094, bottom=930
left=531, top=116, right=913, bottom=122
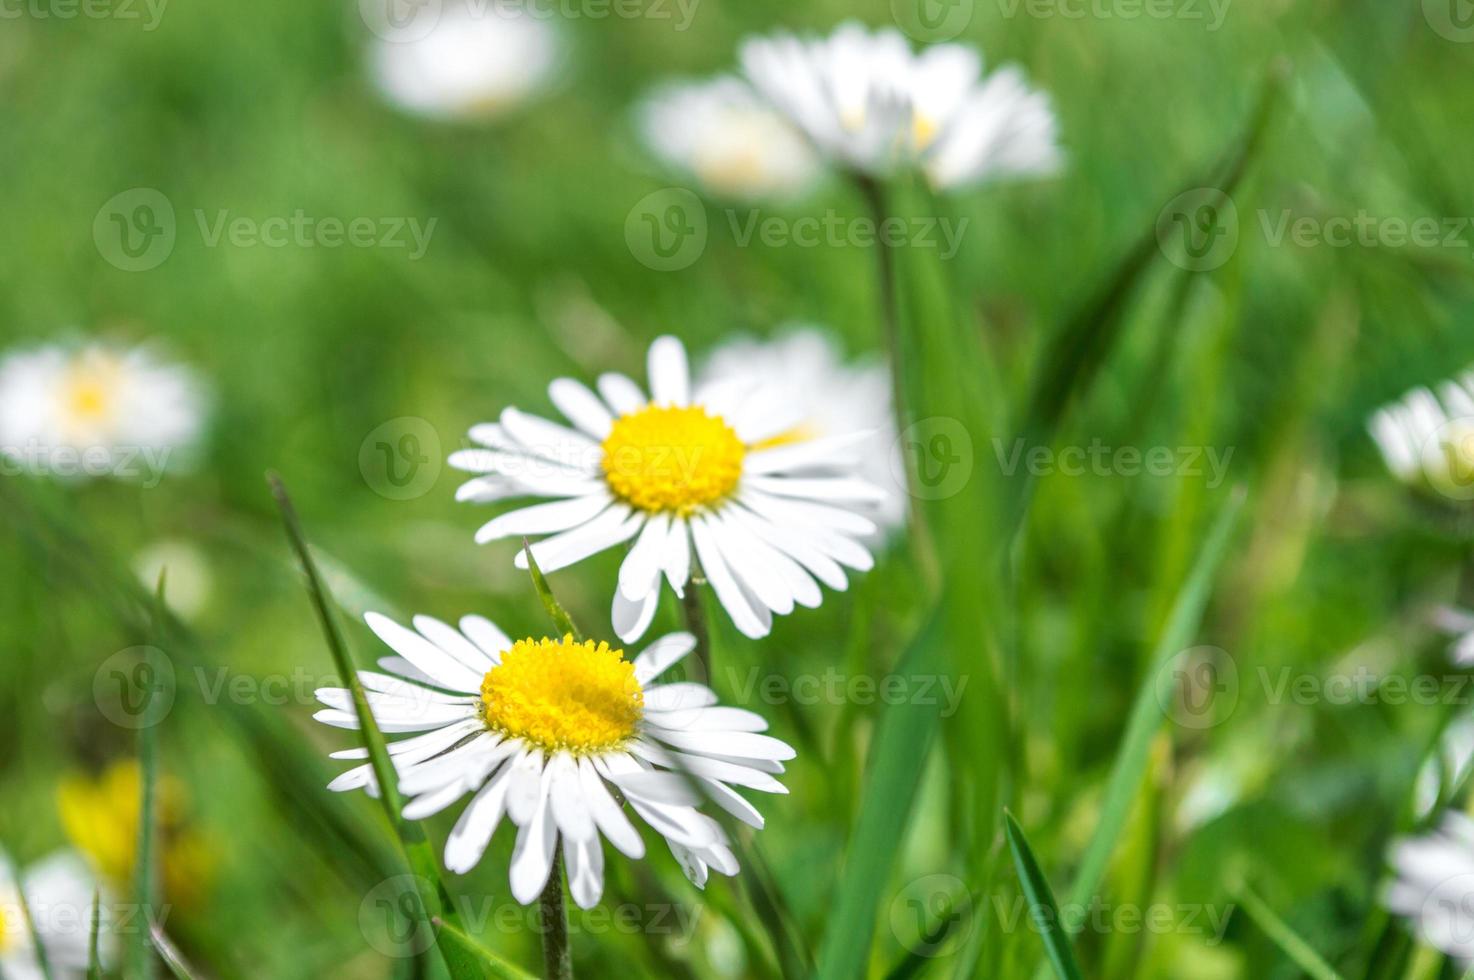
left=680, top=575, right=711, bottom=684
left=539, top=851, right=572, bottom=980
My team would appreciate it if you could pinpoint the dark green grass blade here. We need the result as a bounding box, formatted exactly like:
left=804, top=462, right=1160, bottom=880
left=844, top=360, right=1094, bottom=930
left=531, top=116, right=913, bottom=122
left=87, top=889, right=102, bottom=980
left=431, top=918, right=539, bottom=980
left=268, top=474, right=490, bottom=980
left=523, top=541, right=583, bottom=640
left=150, top=925, right=204, bottom=980
left=132, top=574, right=168, bottom=980
left=1232, top=882, right=1343, bottom=980
left=1005, top=812, right=1083, bottom=980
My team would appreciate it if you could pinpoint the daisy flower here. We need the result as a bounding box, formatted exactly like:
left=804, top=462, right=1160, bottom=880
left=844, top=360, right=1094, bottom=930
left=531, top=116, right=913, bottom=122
left=1436, top=606, right=1474, bottom=667
left=697, top=326, right=905, bottom=539
left=317, top=613, right=795, bottom=904
left=1368, top=369, right=1474, bottom=499
left=0, top=849, right=110, bottom=979
left=1386, top=813, right=1474, bottom=961
left=637, top=76, right=821, bottom=201
left=1414, top=716, right=1474, bottom=821
left=449, top=335, right=882, bottom=641
left=0, top=340, right=207, bottom=484
left=370, top=3, right=561, bottom=122
left=739, top=21, right=1062, bottom=191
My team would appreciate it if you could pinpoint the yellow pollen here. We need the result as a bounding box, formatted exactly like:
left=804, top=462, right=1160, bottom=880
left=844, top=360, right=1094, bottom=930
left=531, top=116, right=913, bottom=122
left=754, top=422, right=821, bottom=451
left=480, top=636, right=643, bottom=754
left=912, top=114, right=939, bottom=151
left=601, top=405, right=745, bottom=515
left=60, top=355, right=121, bottom=423
left=0, top=902, right=9, bottom=953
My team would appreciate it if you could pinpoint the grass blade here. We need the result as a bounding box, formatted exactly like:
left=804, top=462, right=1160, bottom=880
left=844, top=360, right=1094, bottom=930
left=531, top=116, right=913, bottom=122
left=1005, top=811, right=1083, bottom=980
left=1232, top=881, right=1344, bottom=980
left=87, top=889, right=102, bottom=980
left=132, top=574, right=168, bottom=980
left=523, top=540, right=582, bottom=640
left=1044, top=489, right=1243, bottom=968
left=268, top=474, right=491, bottom=980
left=16, top=868, right=56, bottom=980
left=149, top=925, right=203, bottom=980
left=431, top=917, right=539, bottom=980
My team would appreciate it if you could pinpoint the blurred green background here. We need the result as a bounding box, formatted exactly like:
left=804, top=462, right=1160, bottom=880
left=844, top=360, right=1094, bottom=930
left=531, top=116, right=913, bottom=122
left=4, top=0, right=1474, bottom=977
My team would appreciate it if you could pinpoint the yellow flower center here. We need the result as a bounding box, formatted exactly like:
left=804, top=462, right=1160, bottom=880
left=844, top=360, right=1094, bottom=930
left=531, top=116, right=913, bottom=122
left=480, top=636, right=644, bottom=754
left=0, top=902, right=10, bottom=953
left=600, top=405, right=745, bottom=515
left=912, top=113, right=940, bottom=151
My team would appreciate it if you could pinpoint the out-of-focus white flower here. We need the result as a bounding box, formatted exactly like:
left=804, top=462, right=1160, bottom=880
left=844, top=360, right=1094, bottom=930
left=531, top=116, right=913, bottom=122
left=1387, top=813, right=1474, bottom=961
left=371, top=3, right=561, bottom=121
left=1434, top=607, right=1474, bottom=668
left=637, top=76, right=821, bottom=201
left=697, top=327, right=905, bottom=539
left=1368, top=370, right=1474, bottom=499
left=740, top=21, right=1061, bottom=191
left=0, top=849, right=110, bottom=980
left=134, top=540, right=213, bottom=620
left=1415, top=717, right=1474, bottom=821
left=0, top=341, right=207, bottom=484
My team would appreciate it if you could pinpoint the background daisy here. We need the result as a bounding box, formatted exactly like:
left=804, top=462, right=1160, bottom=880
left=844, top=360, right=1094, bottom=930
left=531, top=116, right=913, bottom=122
left=1369, top=369, right=1474, bottom=497
left=449, top=335, right=882, bottom=641
left=636, top=76, right=821, bottom=201
left=317, top=613, right=795, bottom=905
left=0, top=849, right=108, bottom=980
left=739, top=21, right=1062, bottom=191
left=1386, top=814, right=1474, bottom=962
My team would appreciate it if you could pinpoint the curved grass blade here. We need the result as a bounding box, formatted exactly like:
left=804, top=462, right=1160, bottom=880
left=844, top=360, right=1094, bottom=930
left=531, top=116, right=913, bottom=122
left=1005, top=812, right=1082, bottom=980
left=149, top=925, right=203, bottom=980
left=431, top=917, right=539, bottom=980
left=523, top=539, right=583, bottom=640
left=269, top=474, right=490, bottom=980
left=1232, top=881, right=1343, bottom=980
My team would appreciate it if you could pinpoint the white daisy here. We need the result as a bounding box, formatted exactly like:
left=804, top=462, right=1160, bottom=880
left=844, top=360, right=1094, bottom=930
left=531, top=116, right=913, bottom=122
left=0, top=341, right=207, bottom=484
left=739, top=21, right=1062, bottom=191
left=1387, top=813, right=1474, bottom=961
left=1369, top=369, right=1474, bottom=499
left=697, top=327, right=905, bottom=539
left=370, top=3, right=561, bottom=122
left=448, top=335, right=882, bottom=642
left=1414, top=716, right=1474, bottom=821
left=0, top=849, right=109, bottom=980
left=637, top=76, right=821, bottom=201
left=317, top=613, right=796, bottom=904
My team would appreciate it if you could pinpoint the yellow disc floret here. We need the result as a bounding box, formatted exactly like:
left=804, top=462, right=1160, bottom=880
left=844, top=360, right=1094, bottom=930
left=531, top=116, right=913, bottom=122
left=481, top=636, right=643, bottom=754
left=600, top=405, right=745, bottom=515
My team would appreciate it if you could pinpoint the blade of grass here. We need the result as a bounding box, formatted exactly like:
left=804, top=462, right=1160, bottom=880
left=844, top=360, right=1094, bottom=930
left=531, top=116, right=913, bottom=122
left=732, top=833, right=811, bottom=979
left=1033, top=490, right=1241, bottom=979
left=814, top=609, right=946, bottom=980
left=15, top=869, right=56, bottom=980
left=1231, top=881, right=1344, bottom=980
left=431, top=918, right=539, bottom=980
left=1005, top=811, right=1084, bottom=980
left=523, top=540, right=582, bottom=640
left=87, top=889, right=102, bottom=980
left=149, top=925, right=203, bottom=980
left=133, top=574, right=168, bottom=980
left=268, top=474, right=490, bottom=980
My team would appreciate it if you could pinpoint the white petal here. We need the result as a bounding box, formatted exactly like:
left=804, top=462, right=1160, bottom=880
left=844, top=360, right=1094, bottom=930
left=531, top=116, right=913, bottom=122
left=509, top=781, right=558, bottom=905
left=744, top=475, right=887, bottom=503
left=690, top=515, right=771, bottom=638
left=549, top=378, right=614, bottom=439
left=445, top=766, right=516, bottom=874
left=645, top=706, right=767, bottom=733
left=506, top=748, right=547, bottom=825
left=618, top=512, right=673, bottom=601
left=514, top=505, right=642, bottom=573
left=742, top=430, right=875, bottom=474
left=548, top=753, right=597, bottom=842
left=459, top=615, right=511, bottom=663
left=698, top=777, right=765, bottom=829
left=475, top=494, right=613, bottom=545
left=563, top=833, right=605, bottom=910
left=650, top=729, right=796, bottom=761
left=662, top=519, right=692, bottom=596
left=598, top=372, right=647, bottom=415
left=612, top=588, right=661, bottom=644
left=364, top=612, right=485, bottom=694
left=412, top=616, right=496, bottom=674
left=501, top=407, right=600, bottom=469
left=607, top=769, right=703, bottom=807
left=578, top=758, right=645, bottom=859
left=643, top=683, right=718, bottom=712
left=647, top=335, right=691, bottom=407
left=633, top=632, right=697, bottom=684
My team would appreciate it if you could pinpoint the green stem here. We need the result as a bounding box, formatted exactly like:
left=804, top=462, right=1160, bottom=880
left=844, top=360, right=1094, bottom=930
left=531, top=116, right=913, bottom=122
left=680, top=577, right=711, bottom=685
left=538, top=853, right=572, bottom=980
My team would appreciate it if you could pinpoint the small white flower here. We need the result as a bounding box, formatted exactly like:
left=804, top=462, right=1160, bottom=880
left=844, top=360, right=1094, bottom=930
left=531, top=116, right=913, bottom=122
left=0, top=341, right=207, bottom=483
left=637, top=76, right=821, bottom=201
left=1368, top=370, right=1474, bottom=496
left=739, top=21, right=1062, bottom=191
left=1434, top=606, right=1474, bottom=668
left=0, top=849, right=109, bottom=980
left=449, top=335, right=882, bottom=641
left=371, top=4, right=560, bottom=121
left=1414, top=716, right=1474, bottom=821
left=697, top=327, right=905, bottom=538
left=1387, top=814, right=1474, bottom=961
left=318, top=615, right=795, bottom=903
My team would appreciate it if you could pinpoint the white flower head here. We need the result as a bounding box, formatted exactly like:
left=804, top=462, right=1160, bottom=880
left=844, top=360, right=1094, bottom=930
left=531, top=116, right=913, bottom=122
left=450, top=335, right=882, bottom=642
left=1415, top=716, right=1474, bottom=821
left=739, top=21, right=1062, bottom=191
left=1368, top=369, right=1474, bottom=500
left=0, top=849, right=110, bottom=980
left=637, top=76, right=821, bottom=201
left=371, top=3, right=561, bottom=121
left=697, top=326, right=905, bottom=538
left=1387, top=813, right=1474, bottom=961
left=0, top=341, right=208, bottom=483
left=318, top=614, right=795, bottom=903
